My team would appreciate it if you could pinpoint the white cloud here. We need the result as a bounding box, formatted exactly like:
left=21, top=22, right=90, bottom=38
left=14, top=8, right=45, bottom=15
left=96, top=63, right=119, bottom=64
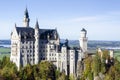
left=70, top=16, right=101, bottom=22
left=68, top=11, right=120, bottom=23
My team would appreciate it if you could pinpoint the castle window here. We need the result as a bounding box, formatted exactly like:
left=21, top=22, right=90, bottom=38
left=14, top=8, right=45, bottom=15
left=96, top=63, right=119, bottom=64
left=22, top=54, right=24, bottom=57
left=30, top=45, right=32, bottom=48
left=22, top=41, right=24, bottom=44
left=41, top=54, right=42, bottom=56
left=22, top=50, right=24, bottom=53
left=22, top=46, right=24, bottom=48
left=43, top=58, right=45, bottom=60
left=27, top=54, right=29, bottom=57
left=43, top=50, right=45, bottom=52
left=39, top=50, right=41, bottom=52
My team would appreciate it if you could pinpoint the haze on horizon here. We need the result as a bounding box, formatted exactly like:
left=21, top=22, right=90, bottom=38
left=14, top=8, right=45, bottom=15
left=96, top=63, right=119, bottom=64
left=0, top=0, right=120, bottom=41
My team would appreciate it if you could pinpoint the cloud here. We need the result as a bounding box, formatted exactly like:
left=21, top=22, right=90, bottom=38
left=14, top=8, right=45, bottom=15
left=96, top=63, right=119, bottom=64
left=70, top=16, right=100, bottom=22
left=69, top=11, right=120, bottom=23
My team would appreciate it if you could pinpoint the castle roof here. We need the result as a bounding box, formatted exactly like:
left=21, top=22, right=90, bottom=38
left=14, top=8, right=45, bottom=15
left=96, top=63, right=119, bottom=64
left=81, top=28, right=87, bottom=32
left=35, top=20, right=39, bottom=29
left=24, top=8, right=29, bottom=18
left=40, top=29, right=58, bottom=40
left=15, top=27, right=58, bottom=40
left=16, top=27, right=34, bottom=40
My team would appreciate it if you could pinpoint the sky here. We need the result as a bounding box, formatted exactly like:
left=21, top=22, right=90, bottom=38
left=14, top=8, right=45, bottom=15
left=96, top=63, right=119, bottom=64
left=0, top=0, right=120, bottom=41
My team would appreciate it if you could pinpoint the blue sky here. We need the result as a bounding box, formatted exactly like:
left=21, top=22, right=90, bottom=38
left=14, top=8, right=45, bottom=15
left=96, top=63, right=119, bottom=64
left=0, top=0, right=120, bottom=40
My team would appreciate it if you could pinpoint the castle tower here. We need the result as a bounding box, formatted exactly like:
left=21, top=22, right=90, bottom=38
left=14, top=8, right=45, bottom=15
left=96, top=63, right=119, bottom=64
left=34, top=20, right=40, bottom=64
left=17, top=31, right=21, bottom=70
left=23, top=8, right=30, bottom=27
left=109, top=50, right=114, bottom=59
left=79, top=28, right=88, bottom=52
left=10, top=24, right=21, bottom=70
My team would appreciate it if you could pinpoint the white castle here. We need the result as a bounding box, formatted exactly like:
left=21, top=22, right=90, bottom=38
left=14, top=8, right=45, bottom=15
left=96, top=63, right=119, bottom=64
left=10, top=8, right=88, bottom=76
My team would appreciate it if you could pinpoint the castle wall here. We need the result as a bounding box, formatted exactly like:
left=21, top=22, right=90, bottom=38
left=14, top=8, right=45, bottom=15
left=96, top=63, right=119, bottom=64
left=10, top=9, right=88, bottom=77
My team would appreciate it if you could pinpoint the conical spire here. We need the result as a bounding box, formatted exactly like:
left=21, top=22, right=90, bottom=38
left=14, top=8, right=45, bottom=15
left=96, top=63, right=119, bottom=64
left=14, top=23, right=17, bottom=28
left=18, top=31, right=21, bottom=38
left=15, top=23, right=17, bottom=27
left=81, top=28, right=87, bottom=33
left=24, top=8, right=29, bottom=18
left=35, top=20, right=39, bottom=29
left=23, top=8, right=30, bottom=27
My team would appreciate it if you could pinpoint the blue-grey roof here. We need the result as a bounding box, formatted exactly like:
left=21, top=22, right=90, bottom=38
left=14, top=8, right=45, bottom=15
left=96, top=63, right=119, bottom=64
left=15, top=27, right=58, bottom=40
left=81, top=28, right=87, bottom=32
left=16, top=27, right=34, bottom=40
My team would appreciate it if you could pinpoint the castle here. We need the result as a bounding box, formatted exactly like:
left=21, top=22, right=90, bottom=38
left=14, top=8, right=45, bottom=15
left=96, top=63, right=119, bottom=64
left=10, top=8, right=88, bottom=77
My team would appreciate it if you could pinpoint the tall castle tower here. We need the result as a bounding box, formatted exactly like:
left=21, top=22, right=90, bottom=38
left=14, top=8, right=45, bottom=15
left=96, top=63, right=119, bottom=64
left=79, top=28, right=88, bottom=53
left=23, top=8, right=30, bottom=27
left=34, top=20, right=40, bottom=64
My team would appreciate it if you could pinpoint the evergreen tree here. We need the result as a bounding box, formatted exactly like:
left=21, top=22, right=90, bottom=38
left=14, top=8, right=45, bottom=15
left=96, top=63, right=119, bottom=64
left=92, top=53, right=101, bottom=76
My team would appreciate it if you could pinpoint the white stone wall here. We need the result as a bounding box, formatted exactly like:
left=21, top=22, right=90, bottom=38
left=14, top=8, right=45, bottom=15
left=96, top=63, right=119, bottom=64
left=69, top=50, right=75, bottom=75
left=79, top=29, right=88, bottom=55
left=109, top=50, right=114, bottom=58
left=77, top=50, right=83, bottom=61
left=61, top=46, right=67, bottom=75
left=34, top=28, right=39, bottom=64
left=10, top=27, right=21, bottom=70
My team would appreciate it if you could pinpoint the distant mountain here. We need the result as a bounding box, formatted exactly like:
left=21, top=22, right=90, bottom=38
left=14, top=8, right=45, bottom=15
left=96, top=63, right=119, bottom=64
left=0, top=40, right=11, bottom=45
left=61, top=39, right=120, bottom=49
left=1, top=39, right=120, bottom=49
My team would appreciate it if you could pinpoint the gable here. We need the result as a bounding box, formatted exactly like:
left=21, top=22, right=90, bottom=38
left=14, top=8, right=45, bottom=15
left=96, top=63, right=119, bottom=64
left=11, top=27, right=19, bottom=39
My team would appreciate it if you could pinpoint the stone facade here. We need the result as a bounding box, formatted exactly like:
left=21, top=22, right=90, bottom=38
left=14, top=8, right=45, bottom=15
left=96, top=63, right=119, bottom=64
left=10, top=8, right=88, bottom=76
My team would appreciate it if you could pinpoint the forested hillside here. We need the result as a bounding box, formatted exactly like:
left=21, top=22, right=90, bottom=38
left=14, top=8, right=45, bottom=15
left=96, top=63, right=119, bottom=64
left=0, top=57, right=67, bottom=80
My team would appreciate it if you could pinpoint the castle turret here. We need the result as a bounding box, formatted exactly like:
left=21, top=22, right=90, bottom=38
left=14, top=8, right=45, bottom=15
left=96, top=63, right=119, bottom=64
left=34, top=20, right=40, bottom=64
left=55, top=28, right=60, bottom=45
left=23, top=8, right=30, bottom=27
left=79, top=28, right=88, bottom=52
left=109, top=50, right=114, bottom=59
left=17, top=31, right=21, bottom=70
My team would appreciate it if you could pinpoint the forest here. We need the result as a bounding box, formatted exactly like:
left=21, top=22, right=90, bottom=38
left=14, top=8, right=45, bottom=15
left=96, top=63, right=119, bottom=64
left=79, top=50, right=120, bottom=80
left=0, top=56, right=67, bottom=80
left=0, top=50, right=120, bottom=80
